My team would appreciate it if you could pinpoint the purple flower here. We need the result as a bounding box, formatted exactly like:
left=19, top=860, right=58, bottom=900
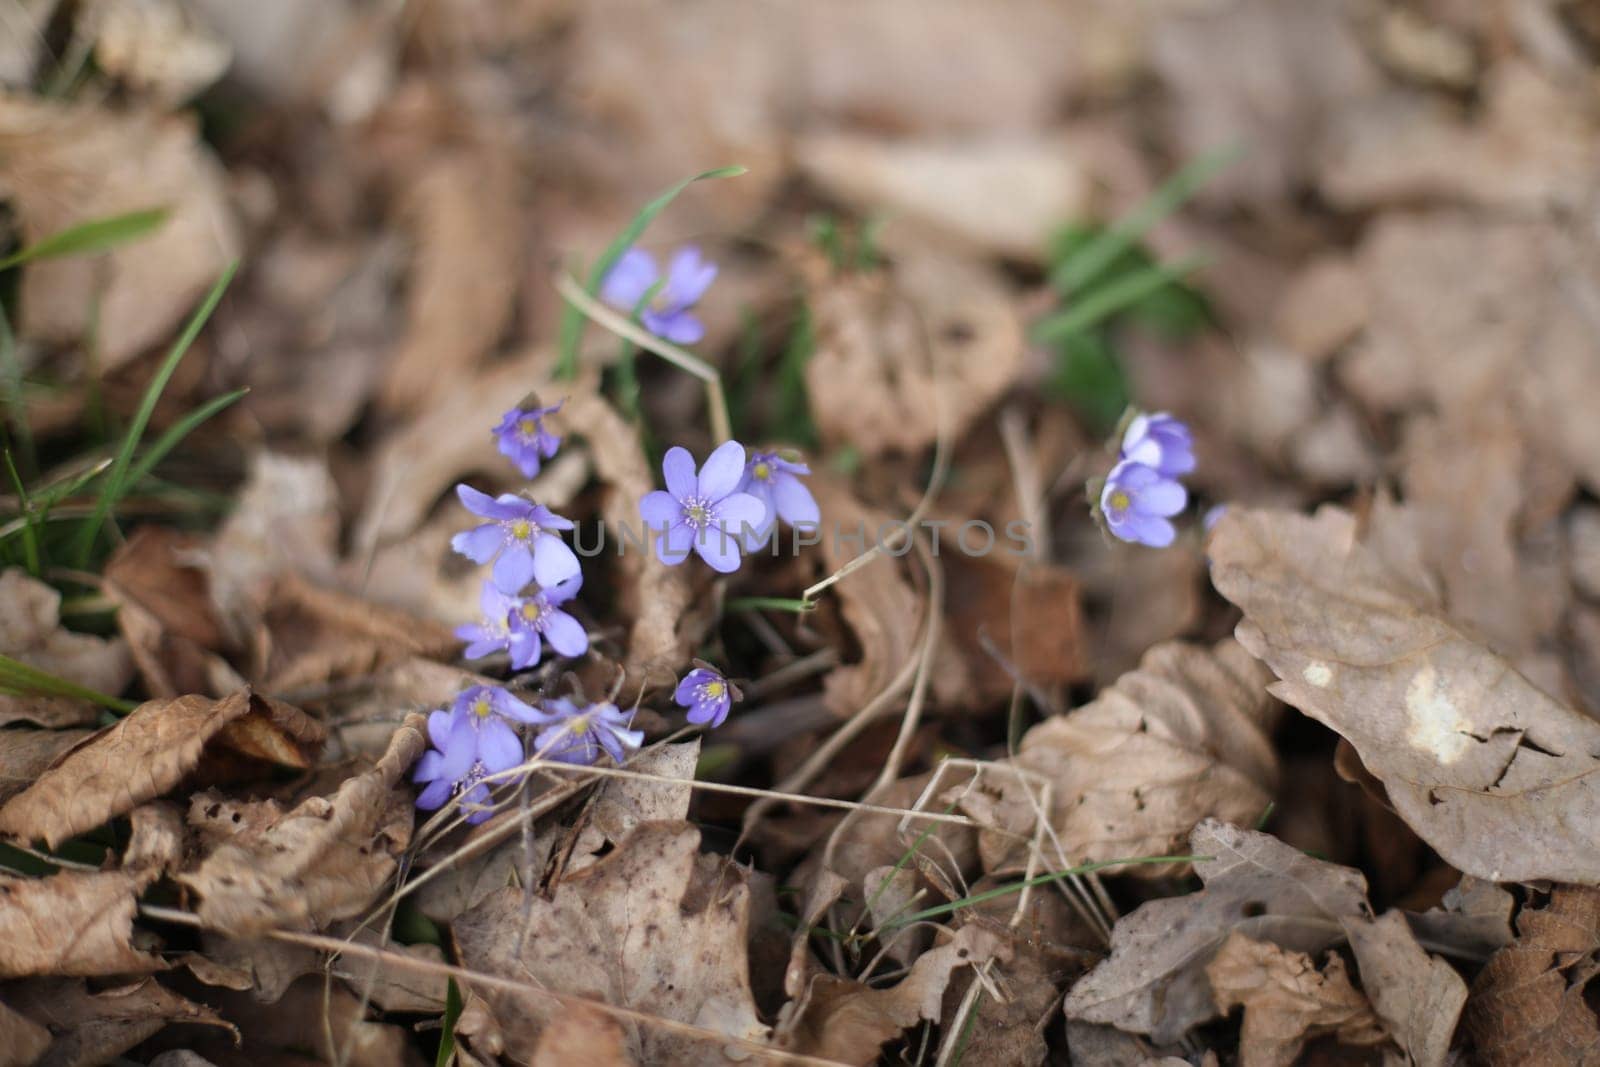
left=493, top=403, right=563, bottom=480
left=1120, top=412, right=1195, bottom=478
left=455, top=580, right=522, bottom=661
left=735, top=451, right=820, bottom=551
left=506, top=574, right=588, bottom=669
left=674, top=664, right=741, bottom=728
left=600, top=246, right=717, bottom=345
left=533, top=698, right=644, bottom=766
left=450, top=484, right=580, bottom=593
left=447, top=684, right=548, bottom=769
left=1100, top=460, right=1187, bottom=548
left=413, top=708, right=523, bottom=824
left=638, top=441, right=766, bottom=573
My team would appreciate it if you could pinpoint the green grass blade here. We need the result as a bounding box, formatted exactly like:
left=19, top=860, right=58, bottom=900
left=883, top=853, right=1205, bottom=931
left=123, top=387, right=248, bottom=491
left=0, top=650, right=136, bottom=713
left=1050, top=144, right=1238, bottom=294
left=72, top=262, right=237, bottom=566
left=555, top=166, right=746, bottom=379
left=0, top=208, right=170, bottom=271
left=725, top=596, right=816, bottom=614
left=2, top=449, right=40, bottom=576
left=435, top=978, right=463, bottom=1067
left=1033, top=254, right=1206, bottom=344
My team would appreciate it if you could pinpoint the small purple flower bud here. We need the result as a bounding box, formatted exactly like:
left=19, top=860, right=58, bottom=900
left=600, top=246, right=718, bottom=345
left=638, top=441, right=766, bottom=573
left=1120, top=412, right=1196, bottom=478
left=673, top=663, right=741, bottom=728
left=493, top=402, right=563, bottom=480
left=450, top=484, right=581, bottom=593
left=533, top=698, right=644, bottom=766
left=734, top=451, right=820, bottom=551
left=1100, top=459, right=1187, bottom=548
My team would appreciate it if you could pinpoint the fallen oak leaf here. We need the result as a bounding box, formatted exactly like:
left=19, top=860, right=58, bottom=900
left=2, top=977, right=236, bottom=1067
left=177, top=712, right=425, bottom=936
left=1465, top=885, right=1600, bottom=1067
left=452, top=820, right=768, bottom=1066
left=1063, top=818, right=1466, bottom=1067
left=772, top=924, right=1007, bottom=1067
left=0, top=568, right=133, bottom=728
left=995, top=638, right=1278, bottom=877
left=0, top=691, right=324, bottom=848
left=0, top=727, right=95, bottom=803
left=1209, top=505, right=1600, bottom=884
left=1205, top=931, right=1386, bottom=1067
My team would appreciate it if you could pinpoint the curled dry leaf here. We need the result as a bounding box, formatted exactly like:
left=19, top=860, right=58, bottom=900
left=1205, top=931, right=1385, bottom=1067
left=0, top=728, right=94, bottom=803
left=1209, top=505, right=1600, bottom=883
left=2, top=978, right=236, bottom=1067
left=773, top=924, right=1007, bottom=1067
left=1064, top=818, right=1466, bottom=1067
left=0, top=94, right=240, bottom=371
left=380, top=142, right=521, bottom=412
left=0, top=691, right=324, bottom=848
left=178, top=712, right=425, bottom=936
left=803, top=244, right=1023, bottom=458
left=0, top=568, right=133, bottom=728
left=452, top=821, right=768, bottom=1066
left=1465, top=885, right=1600, bottom=1067
left=104, top=527, right=239, bottom=699
left=996, top=638, right=1277, bottom=877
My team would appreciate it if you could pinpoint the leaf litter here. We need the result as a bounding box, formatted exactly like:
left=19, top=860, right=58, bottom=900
left=1, top=1, right=1598, bottom=1064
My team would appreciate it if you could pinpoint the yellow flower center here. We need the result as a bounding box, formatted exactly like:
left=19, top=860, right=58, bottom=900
left=566, top=714, right=590, bottom=736
left=686, top=504, right=709, bottom=527
left=472, top=698, right=492, bottom=719
left=753, top=462, right=771, bottom=481
left=520, top=601, right=542, bottom=623
left=510, top=519, right=532, bottom=540
left=1108, top=490, right=1131, bottom=513
left=518, top=417, right=538, bottom=436
left=703, top=681, right=725, bottom=698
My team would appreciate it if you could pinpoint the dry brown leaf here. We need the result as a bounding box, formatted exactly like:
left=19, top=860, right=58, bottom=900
left=0, top=94, right=239, bottom=371
left=1064, top=818, right=1465, bottom=1065
left=1210, top=505, right=1600, bottom=883
left=0, top=569, right=132, bottom=729
left=452, top=820, right=768, bottom=1065
left=1152, top=0, right=1380, bottom=204
left=0, top=691, right=324, bottom=848
left=104, top=527, right=237, bottom=700
left=89, top=0, right=233, bottom=104
left=571, top=740, right=699, bottom=872
left=810, top=479, right=962, bottom=716
left=204, top=451, right=341, bottom=644
left=0, top=868, right=164, bottom=978
left=942, top=554, right=1087, bottom=700
left=173, top=974, right=425, bottom=1067
left=795, top=134, right=1092, bottom=262
left=0, top=728, right=94, bottom=804
left=1408, top=877, right=1516, bottom=963
left=1206, top=932, right=1386, bottom=1067
left=1001, top=638, right=1277, bottom=877
left=1466, top=885, right=1600, bottom=1067
left=1340, top=214, right=1600, bottom=498
left=255, top=574, right=457, bottom=693
left=178, top=713, right=425, bottom=936
left=2, top=978, right=235, bottom=1067
left=380, top=143, right=521, bottom=412
left=803, top=245, right=1023, bottom=459
left=0, top=997, right=51, bottom=1066
left=1272, top=255, right=1368, bottom=365
left=1319, top=62, right=1600, bottom=212
left=528, top=1002, right=634, bottom=1066
left=772, top=924, right=1007, bottom=1067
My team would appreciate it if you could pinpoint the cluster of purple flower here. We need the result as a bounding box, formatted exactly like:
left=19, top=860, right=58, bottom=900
left=1098, top=412, right=1196, bottom=548
left=412, top=685, right=647, bottom=824
left=411, top=243, right=776, bottom=825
